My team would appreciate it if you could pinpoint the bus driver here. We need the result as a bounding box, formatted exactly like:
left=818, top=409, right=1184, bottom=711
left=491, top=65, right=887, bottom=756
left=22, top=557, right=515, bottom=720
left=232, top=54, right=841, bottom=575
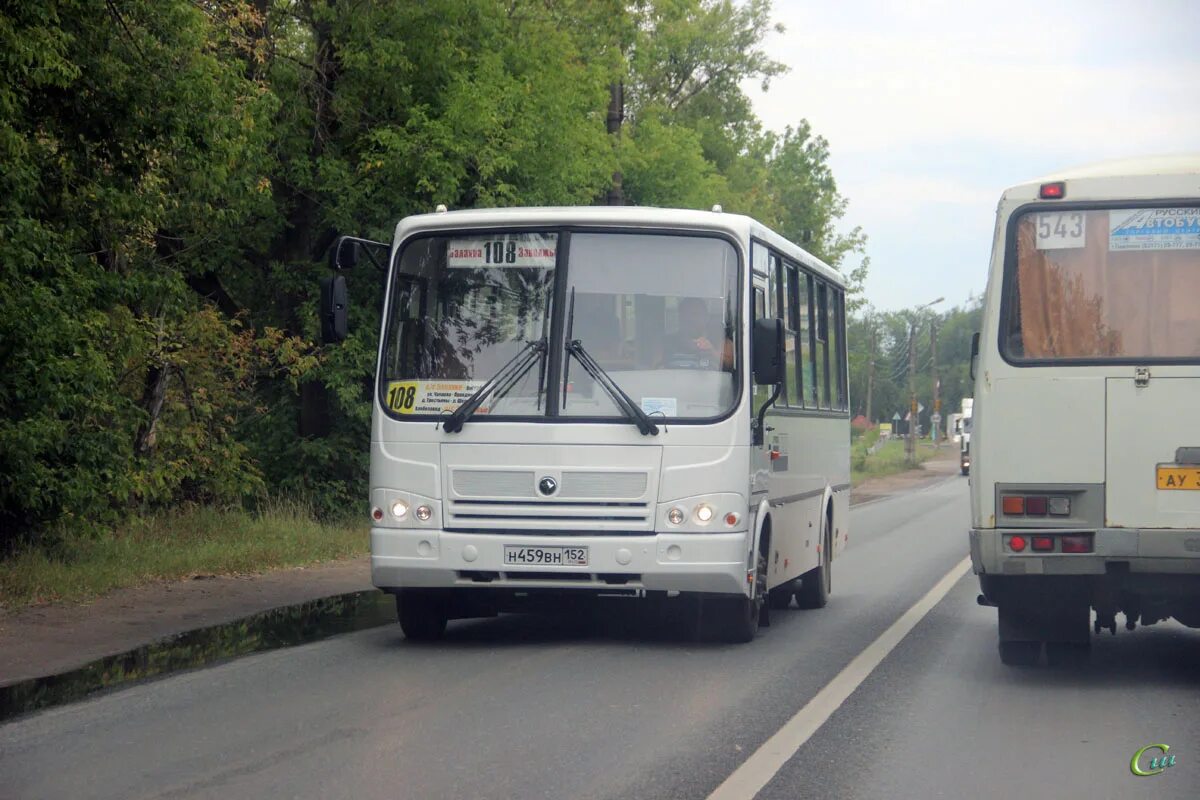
left=662, top=297, right=734, bottom=371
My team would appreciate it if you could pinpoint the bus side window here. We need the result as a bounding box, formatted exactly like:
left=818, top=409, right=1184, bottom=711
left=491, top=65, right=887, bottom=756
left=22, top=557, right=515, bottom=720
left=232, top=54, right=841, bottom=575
left=768, top=254, right=781, bottom=320
left=785, top=265, right=801, bottom=407
left=798, top=272, right=814, bottom=407
left=815, top=280, right=830, bottom=409
left=752, top=285, right=770, bottom=415
left=828, top=287, right=844, bottom=410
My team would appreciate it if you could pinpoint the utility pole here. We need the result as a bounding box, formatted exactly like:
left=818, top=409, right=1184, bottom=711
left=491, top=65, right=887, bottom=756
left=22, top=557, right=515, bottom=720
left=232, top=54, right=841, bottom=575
left=605, top=82, right=625, bottom=206
left=865, top=319, right=876, bottom=424
left=905, top=297, right=943, bottom=464
left=930, top=319, right=940, bottom=447
left=907, top=320, right=917, bottom=465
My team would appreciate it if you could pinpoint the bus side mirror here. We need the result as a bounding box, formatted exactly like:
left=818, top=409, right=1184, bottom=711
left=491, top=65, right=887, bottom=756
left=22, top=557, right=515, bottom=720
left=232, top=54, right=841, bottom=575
left=969, top=331, right=980, bottom=380
left=752, top=317, right=785, bottom=385
left=329, top=236, right=360, bottom=271
left=320, top=275, right=348, bottom=343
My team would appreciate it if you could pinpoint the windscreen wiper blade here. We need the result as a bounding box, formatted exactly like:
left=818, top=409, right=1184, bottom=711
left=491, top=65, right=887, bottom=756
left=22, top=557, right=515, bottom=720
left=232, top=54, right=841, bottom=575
left=565, top=340, right=659, bottom=436
left=442, top=338, right=546, bottom=433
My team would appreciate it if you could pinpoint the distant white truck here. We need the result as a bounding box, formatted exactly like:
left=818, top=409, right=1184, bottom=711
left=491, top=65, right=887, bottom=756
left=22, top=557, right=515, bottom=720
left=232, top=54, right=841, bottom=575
left=958, top=398, right=973, bottom=476
left=947, top=412, right=963, bottom=444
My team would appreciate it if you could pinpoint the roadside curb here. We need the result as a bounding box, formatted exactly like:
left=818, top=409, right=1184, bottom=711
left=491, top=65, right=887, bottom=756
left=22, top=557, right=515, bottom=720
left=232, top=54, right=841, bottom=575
left=0, top=589, right=395, bottom=724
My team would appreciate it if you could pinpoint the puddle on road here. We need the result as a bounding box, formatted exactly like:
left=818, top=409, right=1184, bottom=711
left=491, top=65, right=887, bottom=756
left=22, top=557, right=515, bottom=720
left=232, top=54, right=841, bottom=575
left=0, top=590, right=396, bottom=723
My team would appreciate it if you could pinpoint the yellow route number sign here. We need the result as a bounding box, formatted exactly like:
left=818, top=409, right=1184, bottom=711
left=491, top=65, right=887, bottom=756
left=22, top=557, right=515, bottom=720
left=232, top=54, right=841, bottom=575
left=386, top=381, right=419, bottom=414
left=385, top=380, right=485, bottom=415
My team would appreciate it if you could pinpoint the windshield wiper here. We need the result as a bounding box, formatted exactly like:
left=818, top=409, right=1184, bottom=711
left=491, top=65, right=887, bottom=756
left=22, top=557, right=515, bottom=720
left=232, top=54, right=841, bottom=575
left=442, top=338, right=546, bottom=433
left=564, top=339, right=659, bottom=436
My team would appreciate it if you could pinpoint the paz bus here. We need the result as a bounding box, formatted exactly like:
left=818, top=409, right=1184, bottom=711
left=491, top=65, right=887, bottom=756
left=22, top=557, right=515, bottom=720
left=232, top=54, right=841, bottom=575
left=322, top=206, right=850, bottom=643
left=969, top=155, right=1200, bottom=665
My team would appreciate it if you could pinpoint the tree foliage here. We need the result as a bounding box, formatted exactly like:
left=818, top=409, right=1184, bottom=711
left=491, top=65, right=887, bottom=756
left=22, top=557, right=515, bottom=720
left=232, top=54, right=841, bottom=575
left=0, top=0, right=870, bottom=551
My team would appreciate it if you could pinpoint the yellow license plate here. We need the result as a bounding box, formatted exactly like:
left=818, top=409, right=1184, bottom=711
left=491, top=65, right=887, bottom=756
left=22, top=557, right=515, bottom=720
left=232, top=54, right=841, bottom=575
left=1156, top=466, right=1200, bottom=490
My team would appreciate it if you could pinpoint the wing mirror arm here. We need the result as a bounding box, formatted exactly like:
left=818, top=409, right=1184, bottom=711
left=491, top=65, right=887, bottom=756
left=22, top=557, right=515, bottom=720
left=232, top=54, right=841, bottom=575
left=329, top=235, right=389, bottom=273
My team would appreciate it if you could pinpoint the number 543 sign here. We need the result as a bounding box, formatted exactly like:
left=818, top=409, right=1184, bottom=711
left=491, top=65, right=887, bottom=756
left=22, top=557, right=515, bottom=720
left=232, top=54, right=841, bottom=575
left=1035, top=211, right=1085, bottom=250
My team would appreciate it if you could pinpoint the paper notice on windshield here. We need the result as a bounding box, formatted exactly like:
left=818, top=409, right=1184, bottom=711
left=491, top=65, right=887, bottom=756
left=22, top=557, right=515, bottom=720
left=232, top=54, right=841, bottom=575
left=1109, top=208, right=1200, bottom=251
left=447, top=233, right=557, bottom=268
left=640, top=397, right=677, bottom=416
left=385, top=380, right=486, bottom=415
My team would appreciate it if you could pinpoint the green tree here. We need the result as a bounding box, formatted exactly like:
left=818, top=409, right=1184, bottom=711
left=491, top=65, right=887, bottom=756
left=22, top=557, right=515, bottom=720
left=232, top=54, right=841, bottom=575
left=0, top=0, right=282, bottom=548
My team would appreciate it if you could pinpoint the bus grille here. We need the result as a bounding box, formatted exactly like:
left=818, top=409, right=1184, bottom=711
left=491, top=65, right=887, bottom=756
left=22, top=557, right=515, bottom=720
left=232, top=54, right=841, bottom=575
left=446, top=466, right=655, bottom=532
left=445, top=500, right=652, bottom=532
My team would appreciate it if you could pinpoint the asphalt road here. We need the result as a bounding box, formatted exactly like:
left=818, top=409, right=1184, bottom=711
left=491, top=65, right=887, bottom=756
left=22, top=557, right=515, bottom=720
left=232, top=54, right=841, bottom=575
left=3, top=475, right=1198, bottom=800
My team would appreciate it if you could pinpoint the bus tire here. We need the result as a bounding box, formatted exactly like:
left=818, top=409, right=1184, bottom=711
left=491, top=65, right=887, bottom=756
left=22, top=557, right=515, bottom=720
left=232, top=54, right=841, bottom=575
left=796, top=518, right=832, bottom=610
left=998, top=640, right=1040, bottom=666
left=396, top=590, right=448, bottom=641
left=711, top=548, right=767, bottom=643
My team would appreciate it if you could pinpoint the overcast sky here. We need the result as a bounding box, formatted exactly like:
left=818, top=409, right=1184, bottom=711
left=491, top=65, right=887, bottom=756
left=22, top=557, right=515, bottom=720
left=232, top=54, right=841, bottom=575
left=745, top=0, right=1200, bottom=312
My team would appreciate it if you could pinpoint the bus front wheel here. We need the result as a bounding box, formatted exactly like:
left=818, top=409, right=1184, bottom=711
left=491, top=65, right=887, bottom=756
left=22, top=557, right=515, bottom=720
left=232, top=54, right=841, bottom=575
left=710, top=549, right=767, bottom=643
left=396, top=590, right=449, bottom=641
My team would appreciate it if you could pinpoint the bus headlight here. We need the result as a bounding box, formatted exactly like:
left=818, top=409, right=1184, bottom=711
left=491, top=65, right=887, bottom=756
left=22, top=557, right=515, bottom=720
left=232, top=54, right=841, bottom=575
left=390, top=500, right=409, bottom=520
left=657, top=493, right=747, bottom=532
left=414, top=505, right=432, bottom=521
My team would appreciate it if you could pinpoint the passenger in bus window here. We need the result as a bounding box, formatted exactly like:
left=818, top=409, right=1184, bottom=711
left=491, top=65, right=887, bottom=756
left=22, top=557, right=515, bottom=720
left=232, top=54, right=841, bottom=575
left=661, top=297, right=734, bottom=371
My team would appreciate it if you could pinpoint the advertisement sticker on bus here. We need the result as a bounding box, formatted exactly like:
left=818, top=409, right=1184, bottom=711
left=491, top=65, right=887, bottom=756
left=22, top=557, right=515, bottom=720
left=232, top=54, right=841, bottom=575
left=386, top=380, right=486, bottom=414
left=1109, top=208, right=1200, bottom=251
left=447, top=233, right=557, bottom=268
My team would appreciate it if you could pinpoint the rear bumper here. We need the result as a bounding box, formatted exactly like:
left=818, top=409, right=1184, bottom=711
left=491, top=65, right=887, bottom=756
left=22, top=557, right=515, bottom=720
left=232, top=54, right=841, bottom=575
left=970, top=528, right=1200, bottom=575
left=371, top=528, right=753, bottom=595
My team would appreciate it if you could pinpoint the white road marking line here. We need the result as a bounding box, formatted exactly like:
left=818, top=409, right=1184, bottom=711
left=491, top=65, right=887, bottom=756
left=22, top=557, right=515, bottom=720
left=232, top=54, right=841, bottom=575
left=707, top=555, right=972, bottom=800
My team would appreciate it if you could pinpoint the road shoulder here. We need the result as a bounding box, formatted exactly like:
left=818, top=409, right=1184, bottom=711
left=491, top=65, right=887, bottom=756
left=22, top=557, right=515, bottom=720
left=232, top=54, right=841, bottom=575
left=851, top=446, right=960, bottom=505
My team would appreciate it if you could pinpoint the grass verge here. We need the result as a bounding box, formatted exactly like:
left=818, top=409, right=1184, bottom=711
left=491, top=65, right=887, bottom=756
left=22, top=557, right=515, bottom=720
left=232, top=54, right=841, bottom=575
left=851, top=436, right=937, bottom=486
left=0, top=503, right=369, bottom=609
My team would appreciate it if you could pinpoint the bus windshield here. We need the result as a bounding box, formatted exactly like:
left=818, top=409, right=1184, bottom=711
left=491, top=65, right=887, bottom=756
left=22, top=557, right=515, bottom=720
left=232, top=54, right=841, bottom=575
left=380, top=230, right=740, bottom=420
left=1003, top=206, right=1200, bottom=362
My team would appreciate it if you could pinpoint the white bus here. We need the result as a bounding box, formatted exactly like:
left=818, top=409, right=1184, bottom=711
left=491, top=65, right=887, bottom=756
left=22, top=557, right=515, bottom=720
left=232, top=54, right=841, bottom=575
left=323, top=206, right=850, bottom=643
left=969, top=155, right=1200, bottom=665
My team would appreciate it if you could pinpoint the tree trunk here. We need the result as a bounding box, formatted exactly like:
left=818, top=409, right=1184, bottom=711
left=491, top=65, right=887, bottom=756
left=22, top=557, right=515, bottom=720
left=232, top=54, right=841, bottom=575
left=135, top=364, right=170, bottom=456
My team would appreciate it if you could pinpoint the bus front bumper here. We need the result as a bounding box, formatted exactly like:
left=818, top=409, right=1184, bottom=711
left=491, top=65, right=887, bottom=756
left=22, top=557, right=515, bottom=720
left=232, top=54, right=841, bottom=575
left=371, top=528, right=753, bottom=596
left=970, top=528, right=1200, bottom=576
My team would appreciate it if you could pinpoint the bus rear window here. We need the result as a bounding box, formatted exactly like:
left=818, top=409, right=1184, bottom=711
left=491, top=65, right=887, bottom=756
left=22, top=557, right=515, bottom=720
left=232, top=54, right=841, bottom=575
left=1003, top=206, right=1200, bottom=361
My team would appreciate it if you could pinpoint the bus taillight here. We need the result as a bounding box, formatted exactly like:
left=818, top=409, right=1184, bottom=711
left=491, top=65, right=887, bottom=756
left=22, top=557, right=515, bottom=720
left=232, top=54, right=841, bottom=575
left=1002, top=496, right=1025, bottom=515
left=1061, top=534, right=1094, bottom=554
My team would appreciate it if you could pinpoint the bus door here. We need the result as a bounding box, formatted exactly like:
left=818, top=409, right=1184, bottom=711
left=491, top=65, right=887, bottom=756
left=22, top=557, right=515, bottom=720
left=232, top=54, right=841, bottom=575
left=1107, top=375, right=1200, bottom=530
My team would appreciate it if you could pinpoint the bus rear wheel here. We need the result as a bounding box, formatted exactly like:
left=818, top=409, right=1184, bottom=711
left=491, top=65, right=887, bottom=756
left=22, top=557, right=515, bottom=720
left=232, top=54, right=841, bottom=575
left=396, top=590, right=449, bottom=641
left=796, top=521, right=832, bottom=610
